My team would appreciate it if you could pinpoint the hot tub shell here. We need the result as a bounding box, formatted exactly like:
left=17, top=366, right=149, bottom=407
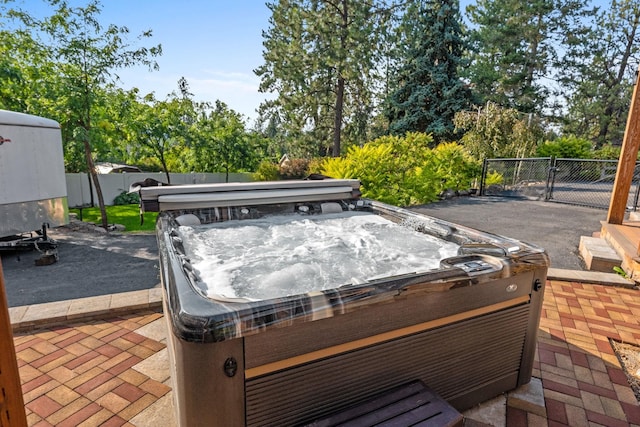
left=141, top=179, right=548, bottom=427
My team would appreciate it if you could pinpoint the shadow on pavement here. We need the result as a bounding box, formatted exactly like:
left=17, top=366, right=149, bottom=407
left=1, top=230, right=159, bottom=307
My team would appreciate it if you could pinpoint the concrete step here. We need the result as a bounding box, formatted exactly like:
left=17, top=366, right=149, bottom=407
left=578, top=236, right=622, bottom=273
left=600, top=221, right=640, bottom=281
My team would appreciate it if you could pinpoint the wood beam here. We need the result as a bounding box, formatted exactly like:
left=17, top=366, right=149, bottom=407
left=607, top=70, right=640, bottom=224
left=0, top=260, right=27, bottom=427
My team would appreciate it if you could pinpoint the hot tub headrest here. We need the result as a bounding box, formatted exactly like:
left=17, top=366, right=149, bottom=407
left=175, top=214, right=202, bottom=226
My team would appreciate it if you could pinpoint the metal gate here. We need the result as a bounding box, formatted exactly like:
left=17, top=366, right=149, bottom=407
left=480, top=158, right=640, bottom=210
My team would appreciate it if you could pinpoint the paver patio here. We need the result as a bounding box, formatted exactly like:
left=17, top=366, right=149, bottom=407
left=10, top=279, right=640, bottom=426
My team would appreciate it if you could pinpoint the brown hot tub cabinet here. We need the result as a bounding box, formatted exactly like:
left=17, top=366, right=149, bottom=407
left=140, top=179, right=548, bottom=427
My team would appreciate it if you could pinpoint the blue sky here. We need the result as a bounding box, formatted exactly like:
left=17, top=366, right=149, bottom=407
left=97, top=0, right=274, bottom=123
left=21, top=0, right=610, bottom=124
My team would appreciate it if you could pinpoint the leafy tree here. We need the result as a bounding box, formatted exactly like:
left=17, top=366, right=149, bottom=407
left=122, top=92, right=192, bottom=183
left=6, top=0, right=161, bottom=229
left=454, top=102, right=544, bottom=159
left=189, top=101, right=259, bottom=182
left=253, top=108, right=289, bottom=158
left=386, top=0, right=471, bottom=142
left=0, top=8, right=62, bottom=118
left=256, top=0, right=389, bottom=157
left=0, top=27, right=29, bottom=111
left=536, top=135, right=592, bottom=159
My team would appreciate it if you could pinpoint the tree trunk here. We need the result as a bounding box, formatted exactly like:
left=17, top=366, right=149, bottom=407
left=333, top=75, right=345, bottom=157
left=332, top=0, right=348, bottom=157
left=161, top=156, right=171, bottom=184
left=525, top=13, right=542, bottom=94
left=598, top=101, right=615, bottom=145
left=83, top=138, right=108, bottom=231
left=597, top=18, right=638, bottom=145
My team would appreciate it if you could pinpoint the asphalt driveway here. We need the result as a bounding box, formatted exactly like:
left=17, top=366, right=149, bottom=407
left=1, top=229, right=159, bottom=307
left=411, top=195, right=607, bottom=271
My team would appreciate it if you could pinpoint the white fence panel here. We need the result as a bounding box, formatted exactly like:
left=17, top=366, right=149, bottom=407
left=66, top=172, right=253, bottom=207
left=65, top=173, right=92, bottom=208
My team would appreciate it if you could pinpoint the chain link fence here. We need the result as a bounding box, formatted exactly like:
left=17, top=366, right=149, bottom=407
left=480, top=158, right=640, bottom=210
left=480, top=158, right=552, bottom=200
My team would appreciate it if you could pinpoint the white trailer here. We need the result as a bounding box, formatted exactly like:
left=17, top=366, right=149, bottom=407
left=0, top=110, right=68, bottom=254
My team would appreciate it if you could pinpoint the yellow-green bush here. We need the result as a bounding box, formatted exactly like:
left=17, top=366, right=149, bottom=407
left=433, top=142, right=482, bottom=192
left=322, top=132, right=480, bottom=206
left=252, top=160, right=280, bottom=181
left=485, top=170, right=504, bottom=186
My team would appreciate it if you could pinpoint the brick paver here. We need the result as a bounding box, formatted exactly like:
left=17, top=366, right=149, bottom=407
left=14, top=310, right=169, bottom=427
left=539, top=280, right=640, bottom=426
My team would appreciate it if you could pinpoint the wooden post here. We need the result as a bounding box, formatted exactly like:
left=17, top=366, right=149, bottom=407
left=607, top=70, right=640, bottom=224
left=0, top=260, right=27, bottom=427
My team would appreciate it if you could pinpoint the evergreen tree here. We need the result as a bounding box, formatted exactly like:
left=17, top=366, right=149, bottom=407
left=256, top=0, right=389, bottom=156
left=465, top=0, right=590, bottom=115
left=559, top=0, right=640, bottom=146
left=386, top=0, right=471, bottom=142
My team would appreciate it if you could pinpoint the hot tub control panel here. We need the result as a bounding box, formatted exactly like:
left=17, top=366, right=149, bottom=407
left=441, top=255, right=503, bottom=276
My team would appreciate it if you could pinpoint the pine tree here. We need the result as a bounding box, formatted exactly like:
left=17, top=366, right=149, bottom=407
left=559, top=0, right=640, bottom=146
left=386, top=0, right=471, bottom=142
left=465, top=0, right=593, bottom=117
left=256, top=0, right=389, bottom=156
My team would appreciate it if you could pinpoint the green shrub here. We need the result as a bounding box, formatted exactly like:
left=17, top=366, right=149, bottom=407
left=536, top=135, right=592, bottom=159
left=485, top=170, right=504, bottom=186
left=253, top=160, right=280, bottom=181
left=321, top=132, right=478, bottom=206
left=432, top=142, right=482, bottom=193
left=306, top=158, right=325, bottom=175
left=113, top=191, right=140, bottom=205
left=592, top=144, right=621, bottom=160
left=322, top=143, right=404, bottom=204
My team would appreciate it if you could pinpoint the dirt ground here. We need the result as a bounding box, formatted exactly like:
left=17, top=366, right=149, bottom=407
left=612, top=340, right=640, bottom=402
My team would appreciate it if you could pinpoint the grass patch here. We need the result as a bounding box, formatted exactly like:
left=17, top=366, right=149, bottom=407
left=70, top=204, right=157, bottom=233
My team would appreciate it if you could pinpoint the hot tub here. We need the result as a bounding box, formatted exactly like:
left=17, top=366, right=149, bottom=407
left=140, top=179, right=548, bottom=427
